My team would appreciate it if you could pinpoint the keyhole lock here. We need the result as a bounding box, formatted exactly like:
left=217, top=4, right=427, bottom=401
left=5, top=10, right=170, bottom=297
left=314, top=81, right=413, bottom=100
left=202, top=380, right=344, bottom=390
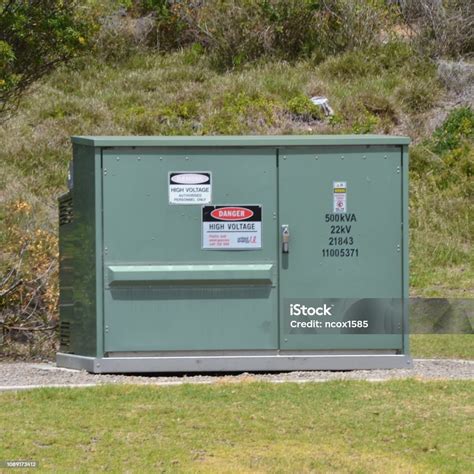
left=282, top=225, right=290, bottom=253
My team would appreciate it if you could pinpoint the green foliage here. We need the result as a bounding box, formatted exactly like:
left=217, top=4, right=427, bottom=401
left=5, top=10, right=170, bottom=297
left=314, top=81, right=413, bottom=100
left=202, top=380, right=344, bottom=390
left=432, top=106, right=474, bottom=155
left=342, top=92, right=398, bottom=134
left=409, top=107, right=473, bottom=292
left=119, top=100, right=200, bottom=135
left=132, top=0, right=169, bottom=14
left=152, top=1, right=190, bottom=52
left=318, top=41, right=440, bottom=132
left=203, top=91, right=276, bottom=134
left=287, top=94, right=321, bottom=121
left=359, top=93, right=398, bottom=123
left=321, top=42, right=414, bottom=79
left=351, top=112, right=379, bottom=134
left=322, top=49, right=375, bottom=79
left=182, top=43, right=205, bottom=65
left=332, top=89, right=398, bottom=135
left=411, top=107, right=474, bottom=187
left=0, top=0, right=97, bottom=116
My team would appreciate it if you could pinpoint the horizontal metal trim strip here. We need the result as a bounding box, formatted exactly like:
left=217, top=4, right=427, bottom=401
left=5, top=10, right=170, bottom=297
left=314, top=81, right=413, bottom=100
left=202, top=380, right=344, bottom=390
left=107, top=264, right=274, bottom=284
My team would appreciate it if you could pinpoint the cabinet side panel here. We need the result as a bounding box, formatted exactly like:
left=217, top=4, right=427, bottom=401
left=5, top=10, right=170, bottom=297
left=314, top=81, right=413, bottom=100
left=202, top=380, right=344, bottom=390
left=59, top=143, right=98, bottom=356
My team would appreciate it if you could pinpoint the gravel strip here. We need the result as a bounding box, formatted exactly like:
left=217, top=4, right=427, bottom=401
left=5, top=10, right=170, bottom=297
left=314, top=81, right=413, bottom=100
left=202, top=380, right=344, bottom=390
left=0, top=359, right=472, bottom=390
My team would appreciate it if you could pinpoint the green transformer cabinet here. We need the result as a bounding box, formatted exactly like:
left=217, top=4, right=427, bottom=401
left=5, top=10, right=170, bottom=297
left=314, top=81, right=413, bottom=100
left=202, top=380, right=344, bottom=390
left=57, top=135, right=411, bottom=373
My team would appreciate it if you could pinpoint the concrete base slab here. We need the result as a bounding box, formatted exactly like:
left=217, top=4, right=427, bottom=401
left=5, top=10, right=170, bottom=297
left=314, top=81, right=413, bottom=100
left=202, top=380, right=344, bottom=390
left=56, top=352, right=413, bottom=373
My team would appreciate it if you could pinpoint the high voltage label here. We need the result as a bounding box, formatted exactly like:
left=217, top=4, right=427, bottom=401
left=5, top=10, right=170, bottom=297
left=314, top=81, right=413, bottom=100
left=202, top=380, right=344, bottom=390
left=202, top=205, right=262, bottom=250
left=169, top=172, right=211, bottom=204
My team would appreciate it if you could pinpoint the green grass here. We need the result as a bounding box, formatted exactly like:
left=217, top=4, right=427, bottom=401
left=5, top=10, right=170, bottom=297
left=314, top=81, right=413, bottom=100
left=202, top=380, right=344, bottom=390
left=0, top=381, right=472, bottom=472
left=410, top=335, right=474, bottom=359
left=0, top=43, right=440, bottom=195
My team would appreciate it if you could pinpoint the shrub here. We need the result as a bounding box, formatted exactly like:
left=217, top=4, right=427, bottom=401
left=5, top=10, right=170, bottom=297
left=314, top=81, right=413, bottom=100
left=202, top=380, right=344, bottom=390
left=321, top=41, right=419, bottom=80
left=132, top=0, right=189, bottom=51
left=409, top=108, right=473, bottom=282
left=399, top=0, right=474, bottom=58
left=0, top=0, right=97, bottom=118
left=181, top=0, right=393, bottom=70
left=321, top=49, right=376, bottom=79
left=185, top=0, right=275, bottom=70
left=437, top=60, right=474, bottom=95
left=411, top=107, right=474, bottom=192
left=351, top=112, right=379, bottom=134
left=432, top=106, right=474, bottom=155
left=323, top=0, right=396, bottom=52
left=358, top=93, right=398, bottom=124
left=396, top=77, right=440, bottom=113
left=287, top=95, right=322, bottom=121
left=203, top=91, right=276, bottom=134
left=107, top=0, right=393, bottom=70
left=1, top=199, right=59, bottom=357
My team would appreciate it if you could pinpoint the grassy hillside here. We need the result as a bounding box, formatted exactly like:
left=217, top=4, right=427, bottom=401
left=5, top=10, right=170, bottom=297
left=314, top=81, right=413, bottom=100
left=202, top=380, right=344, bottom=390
left=0, top=2, right=472, bottom=355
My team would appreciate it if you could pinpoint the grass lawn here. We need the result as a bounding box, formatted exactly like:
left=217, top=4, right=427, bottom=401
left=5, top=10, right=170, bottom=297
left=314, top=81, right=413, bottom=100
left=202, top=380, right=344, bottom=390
left=1, top=381, right=472, bottom=472
left=410, top=335, right=474, bottom=359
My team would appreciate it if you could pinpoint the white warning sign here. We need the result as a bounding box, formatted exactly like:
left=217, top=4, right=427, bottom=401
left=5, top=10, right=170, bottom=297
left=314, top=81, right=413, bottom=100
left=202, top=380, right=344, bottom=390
left=333, top=181, right=347, bottom=213
left=202, top=205, right=262, bottom=250
left=169, top=172, right=211, bottom=204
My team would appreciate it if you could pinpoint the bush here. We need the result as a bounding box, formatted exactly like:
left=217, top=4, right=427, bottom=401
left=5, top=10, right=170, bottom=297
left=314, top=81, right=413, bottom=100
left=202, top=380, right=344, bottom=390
left=287, top=95, right=322, bottom=121
left=411, top=106, right=474, bottom=192
left=93, top=1, right=192, bottom=61
left=184, top=0, right=276, bottom=70
left=0, top=0, right=97, bottom=118
left=321, top=49, right=376, bottom=79
left=432, top=106, right=474, bottom=155
left=321, top=42, right=409, bottom=80
left=396, top=77, right=439, bottom=113
left=1, top=199, right=59, bottom=358
left=437, top=60, right=474, bottom=96
left=104, top=0, right=393, bottom=70
left=399, top=0, right=474, bottom=58
left=409, top=107, right=474, bottom=284
left=179, top=0, right=393, bottom=70
left=359, top=93, right=398, bottom=124
left=203, top=91, right=276, bottom=134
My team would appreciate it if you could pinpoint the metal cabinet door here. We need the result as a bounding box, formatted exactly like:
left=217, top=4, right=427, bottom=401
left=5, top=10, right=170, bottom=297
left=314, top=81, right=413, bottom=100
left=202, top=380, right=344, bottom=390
left=278, top=146, right=404, bottom=351
left=102, top=147, right=278, bottom=353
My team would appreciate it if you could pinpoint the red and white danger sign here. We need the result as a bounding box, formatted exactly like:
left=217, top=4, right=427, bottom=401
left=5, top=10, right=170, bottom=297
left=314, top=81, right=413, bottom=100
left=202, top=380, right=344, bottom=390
left=202, top=205, right=262, bottom=250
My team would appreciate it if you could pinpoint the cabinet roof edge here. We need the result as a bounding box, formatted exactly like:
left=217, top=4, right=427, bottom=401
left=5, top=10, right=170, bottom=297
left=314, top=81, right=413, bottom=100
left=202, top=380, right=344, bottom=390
left=71, top=135, right=410, bottom=147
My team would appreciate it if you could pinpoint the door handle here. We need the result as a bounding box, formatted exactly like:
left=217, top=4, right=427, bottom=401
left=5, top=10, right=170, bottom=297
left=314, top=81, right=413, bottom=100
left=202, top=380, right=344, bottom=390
left=281, top=225, right=289, bottom=253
